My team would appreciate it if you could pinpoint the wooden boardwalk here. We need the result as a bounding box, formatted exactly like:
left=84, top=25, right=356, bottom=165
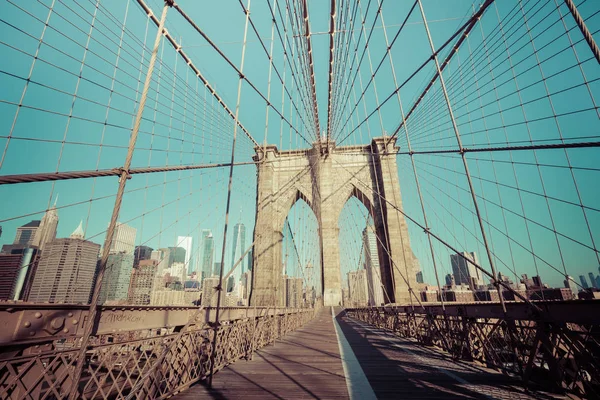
left=173, top=308, right=563, bottom=399
left=174, top=308, right=348, bottom=399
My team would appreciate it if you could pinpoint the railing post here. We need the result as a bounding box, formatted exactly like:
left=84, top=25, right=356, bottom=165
left=67, top=3, right=170, bottom=399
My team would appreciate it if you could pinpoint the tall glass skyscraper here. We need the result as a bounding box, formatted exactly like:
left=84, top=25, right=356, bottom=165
left=231, top=223, right=246, bottom=272
left=201, top=230, right=214, bottom=280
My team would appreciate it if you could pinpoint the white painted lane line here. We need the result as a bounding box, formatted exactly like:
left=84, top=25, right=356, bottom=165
left=331, top=307, right=377, bottom=400
left=352, top=319, right=495, bottom=400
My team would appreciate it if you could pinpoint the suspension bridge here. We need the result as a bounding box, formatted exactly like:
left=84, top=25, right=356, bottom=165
left=0, top=0, right=599, bottom=398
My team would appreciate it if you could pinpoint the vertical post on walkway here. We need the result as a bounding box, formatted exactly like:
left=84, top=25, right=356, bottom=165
left=208, top=0, right=252, bottom=388
left=417, top=0, right=506, bottom=312
left=68, top=2, right=171, bottom=399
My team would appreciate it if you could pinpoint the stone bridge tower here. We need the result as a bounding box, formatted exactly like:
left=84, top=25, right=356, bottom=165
left=249, top=137, right=418, bottom=307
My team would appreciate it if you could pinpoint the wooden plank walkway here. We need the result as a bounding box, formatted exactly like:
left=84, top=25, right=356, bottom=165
left=173, top=307, right=564, bottom=400
left=173, top=308, right=348, bottom=399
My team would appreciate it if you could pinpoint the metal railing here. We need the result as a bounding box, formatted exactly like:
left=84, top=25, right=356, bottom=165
left=346, top=300, right=600, bottom=398
left=0, top=304, right=317, bottom=399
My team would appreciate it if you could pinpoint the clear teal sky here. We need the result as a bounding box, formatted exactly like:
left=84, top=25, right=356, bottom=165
left=0, top=0, right=599, bottom=290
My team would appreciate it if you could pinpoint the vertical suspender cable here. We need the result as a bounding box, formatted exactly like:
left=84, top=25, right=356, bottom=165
left=417, top=0, right=507, bottom=313
left=68, top=2, right=171, bottom=399
left=208, top=0, right=252, bottom=388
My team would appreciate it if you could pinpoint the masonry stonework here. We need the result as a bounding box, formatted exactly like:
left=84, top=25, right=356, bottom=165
left=250, top=137, right=417, bottom=306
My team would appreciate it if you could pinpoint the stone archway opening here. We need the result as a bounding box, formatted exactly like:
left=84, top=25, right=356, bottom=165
left=338, top=193, right=387, bottom=308
left=281, top=196, right=322, bottom=308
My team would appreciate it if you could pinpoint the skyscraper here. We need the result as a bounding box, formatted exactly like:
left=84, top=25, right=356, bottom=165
left=168, top=247, right=186, bottom=267
left=247, top=248, right=253, bottom=271
left=564, top=275, right=578, bottom=297
left=28, top=222, right=100, bottom=304
left=589, top=272, right=598, bottom=289
left=32, top=197, right=58, bottom=250
left=231, top=223, right=246, bottom=272
left=177, top=236, right=193, bottom=274
left=128, top=259, right=158, bottom=305
left=109, top=222, right=136, bottom=254
left=134, top=245, right=153, bottom=266
left=151, top=248, right=170, bottom=278
left=579, top=275, right=589, bottom=289
left=201, top=230, right=214, bottom=280
left=213, top=261, right=222, bottom=277
left=99, top=252, right=135, bottom=304
left=450, top=252, right=482, bottom=290
left=362, top=226, right=384, bottom=306
left=13, top=221, right=40, bottom=247
left=0, top=253, right=22, bottom=300
left=5, top=247, right=40, bottom=301
left=445, top=274, right=453, bottom=287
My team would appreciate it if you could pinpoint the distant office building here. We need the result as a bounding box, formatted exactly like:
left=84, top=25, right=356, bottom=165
left=201, top=230, right=214, bottom=280
left=177, top=236, right=193, bottom=274
left=151, top=248, right=170, bottom=277
left=416, top=271, right=424, bottom=284
left=128, top=259, right=158, bottom=305
left=247, top=248, right=253, bottom=271
left=0, top=253, right=22, bottom=300
left=170, top=262, right=186, bottom=283
left=13, top=221, right=40, bottom=247
left=589, top=272, right=598, bottom=289
left=213, top=261, right=222, bottom=277
left=150, top=289, right=186, bottom=306
left=231, top=223, right=246, bottom=272
left=579, top=275, right=589, bottom=289
left=532, top=275, right=543, bottom=288
left=362, top=226, right=384, bottom=306
left=241, top=270, right=252, bottom=302
left=445, top=274, right=453, bottom=287
left=286, top=276, right=303, bottom=308
left=450, top=252, right=483, bottom=290
left=226, top=275, right=235, bottom=293
left=32, top=198, right=59, bottom=250
left=109, top=222, right=136, bottom=254
left=0, top=247, right=39, bottom=301
left=564, top=276, right=578, bottom=298
left=168, top=247, right=186, bottom=268
left=28, top=222, right=100, bottom=304
left=99, top=252, right=134, bottom=304
left=348, top=269, right=368, bottom=307
left=201, top=277, right=224, bottom=307
left=134, top=245, right=153, bottom=266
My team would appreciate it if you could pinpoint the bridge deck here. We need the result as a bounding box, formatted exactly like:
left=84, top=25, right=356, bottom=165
left=173, top=308, right=562, bottom=399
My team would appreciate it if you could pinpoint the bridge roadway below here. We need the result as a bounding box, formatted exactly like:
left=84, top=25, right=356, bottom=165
left=174, top=308, right=564, bottom=399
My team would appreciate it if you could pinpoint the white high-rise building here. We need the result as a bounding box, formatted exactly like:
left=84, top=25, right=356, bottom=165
left=177, top=236, right=193, bottom=274
left=109, top=223, right=136, bottom=254
left=170, top=262, right=186, bottom=283
left=362, top=226, right=384, bottom=306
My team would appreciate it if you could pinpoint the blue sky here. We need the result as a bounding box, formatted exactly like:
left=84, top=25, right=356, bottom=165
left=0, top=0, right=599, bottom=291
